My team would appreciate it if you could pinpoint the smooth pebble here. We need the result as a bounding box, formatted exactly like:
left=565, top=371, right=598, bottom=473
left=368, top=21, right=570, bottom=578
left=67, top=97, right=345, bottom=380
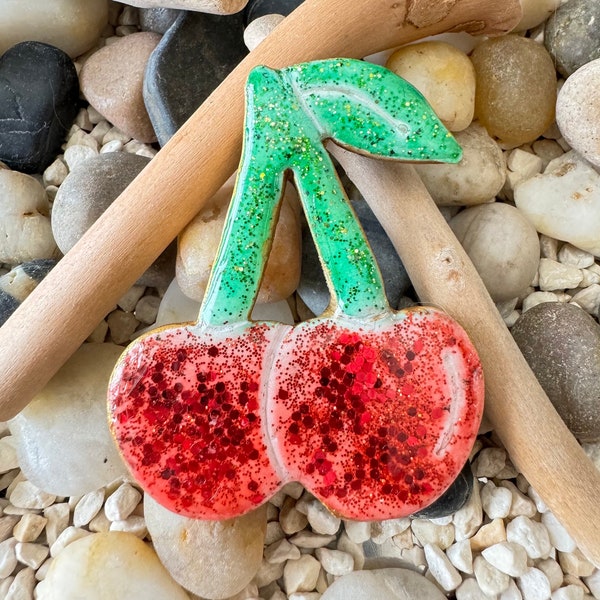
left=118, top=0, right=248, bottom=13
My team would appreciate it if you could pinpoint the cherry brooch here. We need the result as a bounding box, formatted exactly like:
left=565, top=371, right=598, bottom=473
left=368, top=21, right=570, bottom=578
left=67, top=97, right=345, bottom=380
left=108, top=58, right=484, bottom=520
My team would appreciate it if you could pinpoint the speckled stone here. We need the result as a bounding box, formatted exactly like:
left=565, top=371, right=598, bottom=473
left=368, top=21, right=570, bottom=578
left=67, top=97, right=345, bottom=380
left=0, top=42, right=79, bottom=174
left=144, top=10, right=247, bottom=146
left=139, top=7, right=181, bottom=33
left=298, top=195, right=411, bottom=315
left=80, top=32, right=161, bottom=143
left=511, top=302, right=600, bottom=442
left=52, top=152, right=175, bottom=288
left=545, top=0, right=600, bottom=78
left=243, top=0, right=304, bottom=24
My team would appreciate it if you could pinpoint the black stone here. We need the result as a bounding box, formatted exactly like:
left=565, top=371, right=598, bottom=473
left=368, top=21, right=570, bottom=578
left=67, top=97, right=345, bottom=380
left=0, top=42, right=79, bottom=174
left=413, top=461, right=474, bottom=519
left=545, top=0, right=600, bottom=78
left=20, top=258, right=57, bottom=282
left=243, top=0, right=305, bottom=25
left=0, top=292, right=20, bottom=327
left=297, top=195, right=412, bottom=316
left=144, top=10, right=248, bottom=147
left=139, top=7, right=182, bottom=34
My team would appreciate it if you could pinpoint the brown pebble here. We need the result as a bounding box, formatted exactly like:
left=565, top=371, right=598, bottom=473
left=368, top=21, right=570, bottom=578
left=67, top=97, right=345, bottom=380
left=470, top=35, right=556, bottom=146
left=80, top=32, right=161, bottom=143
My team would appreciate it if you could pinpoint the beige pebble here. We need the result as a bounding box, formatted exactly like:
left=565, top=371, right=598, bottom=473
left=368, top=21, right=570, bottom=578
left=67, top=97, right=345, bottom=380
left=370, top=518, right=411, bottom=544
left=515, top=0, right=561, bottom=30
left=343, top=520, right=371, bottom=544
left=88, top=509, right=111, bottom=534
left=0, top=438, right=19, bottom=474
left=500, top=481, right=537, bottom=518
left=5, top=565, right=36, bottom=599
left=43, top=504, right=70, bottom=547
left=453, top=478, right=482, bottom=541
left=558, top=244, right=596, bottom=269
left=336, top=531, right=365, bottom=571
left=265, top=521, right=285, bottom=545
left=0, top=537, right=17, bottom=578
left=538, top=258, right=583, bottom=291
left=279, top=497, right=308, bottom=535
left=80, top=32, right=161, bottom=143
left=42, top=158, right=69, bottom=188
left=9, top=481, right=56, bottom=511
left=63, top=144, right=98, bottom=171
left=13, top=513, right=47, bottom=543
left=521, top=291, right=562, bottom=312
left=134, top=295, right=161, bottom=325
left=0, top=516, right=19, bottom=544
left=283, top=554, right=321, bottom=594
left=470, top=518, right=507, bottom=552
left=15, top=541, right=49, bottom=570
left=533, top=139, right=565, bottom=170
left=266, top=538, right=301, bottom=564
left=107, top=309, right=140, bottom=344
left=571, top=284, right=600, bottom=314
left=411, top=519, right=455, bottom=550
left=65, top=129, right=100, bottom=152
left=559, top=550, right=596, bottom=578
left=289, top=531, right=336, bottom=549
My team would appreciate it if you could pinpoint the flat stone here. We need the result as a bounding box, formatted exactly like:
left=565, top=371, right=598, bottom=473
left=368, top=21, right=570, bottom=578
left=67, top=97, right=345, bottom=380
left=556, top=58, right=600, bottom=169
left=145, top=494, right=266, bottom=599
left=511, top=302, right=600, bottom=442
left=0, top=42, right=79, bottom=173
left=545, top=0, right=600, bottom=77
left=514, top=151, right=600, bottom=257
left=119, top=0, right=248, bottom=13
left=243, top=0, right=304, bottom=24
left=8, top=343, right=130, bottom=497
left=36, top=532, right=190, bottom=599
left=0, top=0, right=108, bottom=59
left=52, top=152, right=175, bottom=288
left=283, top=554, right=321, bottom=594
left=298, top=194, right=411, bottom=315
left=81, top=32, right=161, bottom=143
left=139, top=8, right=181, bottom=33
left=424, top=543, right=462, bottom=592
left=315, top=548, right=354, bottom=576
left=144, top=10, right=247, bottom=146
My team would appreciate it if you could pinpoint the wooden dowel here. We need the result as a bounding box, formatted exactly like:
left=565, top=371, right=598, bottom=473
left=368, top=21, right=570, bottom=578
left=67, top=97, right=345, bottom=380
left=0, top=0, right=521, bottom=420
left=331, top=145, right=600, bottom=568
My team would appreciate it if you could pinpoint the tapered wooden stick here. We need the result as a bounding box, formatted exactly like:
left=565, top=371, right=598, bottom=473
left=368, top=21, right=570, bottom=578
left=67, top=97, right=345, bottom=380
left=331, top=145, right=600, bottom=568
left=0, top=0, right=521, bottom=420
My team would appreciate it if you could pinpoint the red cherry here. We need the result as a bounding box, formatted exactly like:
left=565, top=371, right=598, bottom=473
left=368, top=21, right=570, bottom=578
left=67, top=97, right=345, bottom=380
left=267, top=307, right=484, bottom=520
left=108, top=321, right=290, bottom=519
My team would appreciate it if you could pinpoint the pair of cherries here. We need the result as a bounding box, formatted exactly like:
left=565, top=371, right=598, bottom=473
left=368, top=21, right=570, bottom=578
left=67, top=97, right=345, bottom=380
left=108, top=59, right=484, bottom=521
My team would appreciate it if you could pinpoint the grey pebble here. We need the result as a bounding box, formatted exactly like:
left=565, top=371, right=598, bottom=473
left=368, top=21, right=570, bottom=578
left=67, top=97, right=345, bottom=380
left=139, top=7, right=181, bottom=33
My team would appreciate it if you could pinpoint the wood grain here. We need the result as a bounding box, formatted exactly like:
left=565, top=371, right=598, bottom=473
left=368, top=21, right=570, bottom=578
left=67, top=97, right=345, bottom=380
left=331, top=145, right=600, bottom=568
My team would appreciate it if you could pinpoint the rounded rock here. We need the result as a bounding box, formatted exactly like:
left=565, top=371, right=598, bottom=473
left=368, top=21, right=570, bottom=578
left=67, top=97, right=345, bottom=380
left=145, top=494, right=266, bottom=599
left=414, top=122, right=506, bottom=206
left=9, top=343, right=130, bottom=497
left=385, top=41, right=475, bottom=132
left=35, top=532, right=190, bottom=599
left=80, top=32, right=161, bottom=143
left=511, top=302, right=600, bottom=442
left=514, top=0, right=561, bottom=31
left=545, top=0, right=600, bottom=78
left=556, top=59, right=600, bottom=169
left=449, top=202, right=540, bottom=302
left=243, top=0, right=304, bottom=25
left=321, top=568, right=446, bottom=600
left=177, top=178, right=301, bottom=304
left=471, top=35, right=557, bottom=146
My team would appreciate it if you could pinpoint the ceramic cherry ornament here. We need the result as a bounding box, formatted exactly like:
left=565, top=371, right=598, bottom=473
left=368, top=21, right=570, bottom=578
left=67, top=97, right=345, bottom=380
left=108, top=58, right=484, bottom=521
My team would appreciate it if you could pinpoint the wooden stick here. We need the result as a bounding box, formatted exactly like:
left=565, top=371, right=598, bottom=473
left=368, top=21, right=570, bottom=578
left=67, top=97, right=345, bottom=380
left=0, top=0, right=521, bottom=420
left=331, top=145, right=600, bottom=568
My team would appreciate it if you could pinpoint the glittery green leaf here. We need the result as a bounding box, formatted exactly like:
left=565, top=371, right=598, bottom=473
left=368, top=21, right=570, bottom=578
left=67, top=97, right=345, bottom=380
left=282, top=58, right=462, bottom=163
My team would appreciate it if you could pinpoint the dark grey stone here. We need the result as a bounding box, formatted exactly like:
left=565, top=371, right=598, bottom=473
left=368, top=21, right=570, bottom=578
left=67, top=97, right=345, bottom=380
left=0, top=42, right=79, bottom=174
left=511, top=302, right=600, bottom=442
left=144, top=10, right=247, bottom=146
left=139, top=7, right=181, bottom=33
left=545, top=0, right=600, bottom=77
left=297, top=196, right=412, bottom=316
left=243, top=0, right=305, bottom=25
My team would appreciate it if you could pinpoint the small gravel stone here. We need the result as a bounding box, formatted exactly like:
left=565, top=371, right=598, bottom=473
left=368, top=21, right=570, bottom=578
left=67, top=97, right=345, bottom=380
left=243, top=14, right=284, bottom=51
left=305, top=500, right=341, bottom=536
left=542, top=511, right=577, bottom=553
left=538, top=258, right=583, bottom=291
left=335, top=531, right=365, bottom=571
left=280, top=497, right=308, bottom=535
left=552, top=585, right=585, bottom=600
left=558, top=550, right=595, bottom=578
left=49, top=526, right=92, bottom=557
left=518, top=567, right=552, bottom=600
left=73, top=490, right=105, bottom=528
left=42, top=159, right=68, bottom=187
left=453, top=479, right=483, bottom=541
left=109, top=516, right=147, bottom=538
left=315, top=548, right=354, bottom=576
left=424, top=543, right=462, bottom=592
left=6, top=565, right=35, bottom=599
left=446, top=539, right=473, bottom=575
left=455, top=577, right=492, bottom=600
left=265, top=521, right=285, bottom=545
left=371, top=518, right=411, bottom=544
left=134, top=295, right=160, bottom=324
left=265, top=539, right=301, bottom=564
left=482, top=541, right=529, bottom=577
left=474, top=555, right=510, bottom=596
left=558, top=244, right=596, bottom=269
left=0, top=537, right=17, bottom=578
left=104, top=484, right=141, bottom=522
left=473, top=447, right=507, bottom=478
left=571, top=284, right=600, bottom=315
left=481, top=481, right=512, bottom=520
left=506, top=516, right=552, bottom=559
left=13, top=514, right=47, bottom=543
left=411, top=519, right=455, bottom=550
left=0, top=516, right=19, bottom=544
left=9, top=482, right=55, bottom=511
left=283, top=555, right=321, bottom=594
left=106, top=309, right=140, bottom=344
left=88, top=510, right=111, bottom=534
left=343, top=520, right=371, bottom=544
left=289, top=531, right=336, bottom=549
left=43, top=504, right=70, bottom=547
left=500, top=480, right=537, bottom=518
left=470, top=518, right=507, bottom=552
left=0, top=439, right=19, bottom=474
left=15, top=542, right=48, bottom=570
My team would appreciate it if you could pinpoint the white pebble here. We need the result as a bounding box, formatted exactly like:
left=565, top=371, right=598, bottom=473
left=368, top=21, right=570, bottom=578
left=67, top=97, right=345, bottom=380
left=541, top=511, right=577, bottom=553
left=570, top=284, right=600, bottom=315
left=265, top=539, right=301, bottom=564
left=424, top=543, right=462, bottom=591
left=305, top=500, right=341, bottom=535
left=134, top=295, right=161, bottom=324
left=481, top=481, right=512, bottom=519
left=9, top=481, right=56, bottom=510
left=411, top=519, right=455, bottom=550
left=279, top=498, right=308, bottom=535
left=540, top=234, right=559, bottom=260
left=0, top=516, right=19, bottom=543
left=63, top=144, right=98, bottom=171
left=109, top=516, right=147, bottom=538
left=473, top=555, right=510, bottom=596
left=371, top=518, right=411, bottom=544
left=453, top=478, right=483, bottom=541
left=506, top=516, right=552, bottom=559
left=473, top=447, right=507, bottom=478
left=482, top=541, right=529, bottom=577
left=559, top=550, right=595, bottom=578
left=42, top=158, right=68, bottom=187
left=13, top=513, right=47, bottom=543
left=500, top=481, right=537, bottom=518
left=446, top=539, right=473, bottom=574
left=107, top=309, right=140, bottom=344
left=527, top=486, right=548, bottom=514
left=508, top=148, right=543, bottom=179
left=537, top=557, right=565, bottom=591
left=43, top=504, right=70, bottom=547
left=538, top=258, right=583, bottom=291
left=584, top=569, right=600, bottom=597
left=558, top=244, right=596, bottom=268
left=49, top=526, right=92, bottom=557
left=336, top=531, right=365, bottom=571
left=288, top=593, right=322, bottom=600
left=0, top=438, right=18, bottom=474
left=6, top=565, right=35, bottom=599
left=15, top=542, right=48, bottom=569
left=522, top=290, right=562, bottom=312
left=0, top=537, right=17, bottom=578
left=315, top=547, right=354, bottom=576
left=265, top=521, right=285, bottom=545
left=552, top=585, right=585, bottom=600
left=73, top=489, right=105, bottom=527
left=102, top=126, right=131, bottom=145
left=104, top=483, right=142, bottom=522
left=455, top=577, right=492, bottom=599
left=100, top=139, right=124, bottom=153
left=243, top=13, right=285, bottom=51
left=283, top=555, right=321, bottom=594
left=517, top=567, right=552, bottom=600
left=255, top=559, right=285, bottom=588
left=581, top=266, right=600, bottom=287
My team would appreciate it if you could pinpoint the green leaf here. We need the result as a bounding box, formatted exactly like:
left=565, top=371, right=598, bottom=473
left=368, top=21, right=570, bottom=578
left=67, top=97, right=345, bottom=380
left=282, top=58, right=462, bottom=163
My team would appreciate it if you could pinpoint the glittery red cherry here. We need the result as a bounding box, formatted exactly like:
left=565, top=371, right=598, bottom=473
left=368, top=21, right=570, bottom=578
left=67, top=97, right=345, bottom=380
left=267, top=308, right=483, bottom=520
left=108, top=322, right=289, bottom=519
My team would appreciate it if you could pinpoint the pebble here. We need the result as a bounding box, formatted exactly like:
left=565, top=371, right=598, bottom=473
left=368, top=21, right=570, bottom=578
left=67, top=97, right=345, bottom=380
left=424, top=543, right=462, bottom=591
left=414, top=122, right=506, bottom=206
left=501, top=480, right=537, bottom=519
left=15, top=542, right=49, bottom=570
left=556, top=59, right=600, bottom=169
left=49, top=526, right=92, bottom=557
left=559, top=549, right=595, bottom=578
left=52, top=152, right=175, bottom=288
left=411, top=519, right=455, bottom=550
left=315, top=548, right=354, bottom=576
left=303, top=499, right=340, bottom=536
left=243, top=0, right=304, bottom=24
left=243, top=14, right=285, bottom=51
left=72, top=490, right=104, bottom=528
left=298, top=194, right=410, bottom=315
left=343, top=520, right=371, bottom=545
left=482, top=541, right=529, bottom=578
left=506, top=516, right=552, bottom=560
left=43, top=504, right=70, bottom=547
left=110, top=516, right=147, bottom=538
left=0, top=42, right=79, bottom=174
left=0, top=517, right=19, bottom=543
left=321, top=568, right=446, bottom=600
left=0, top=0, right=108, bottom=58
left=471, top=35, right=557, bottom=146
left=517, top=567, right=552, bottom=600
left=265, top=539, right=301, bottom=563
left=104, top=483, right=141, bottom=522
left=449, top=202, right=540, bottom=302
left=36, top=532, right=190, bottom=599
left=80, top=32, right=161, bottom=143
left=511, top=302, right=600, bottom=441
left=8, top=343, right=130, bottom=496
left=470, top=518, right=507, bottom=552
left=139, top=8, right=181, bottom=34
left=515, top=151, right=600, bottom=257
left=283, top=554, right=321, bottom=594
left=13, top=514, right=47, bottom=543
left=515, top=0, right=561, bottom=31
left=385, top=41, right=475, bottom=131
left=177, top=178, right=300, bottom=304
left=453, top=478, right=483, bottom=541
left=335, top=532, right=365, bottom=571
left=145, top=494, right=265, bottom=598
left=118, top=0, right=248, bottom=13
left=474, top=554, right=510, bottom=596
left=481, top=481, right=512, bottom=520
left=558, top=244, right=596, bottom=269
left=289, top=531, right=336, bottom=549
left=0, top=538, right=18, bottom=579
left=6, top=566, right=35, bottom=599
left=542, top=511, right=577, bottom=553
left=144, top=11, right=247, bottom=146
left=545, top=0, right=600, bottom=77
